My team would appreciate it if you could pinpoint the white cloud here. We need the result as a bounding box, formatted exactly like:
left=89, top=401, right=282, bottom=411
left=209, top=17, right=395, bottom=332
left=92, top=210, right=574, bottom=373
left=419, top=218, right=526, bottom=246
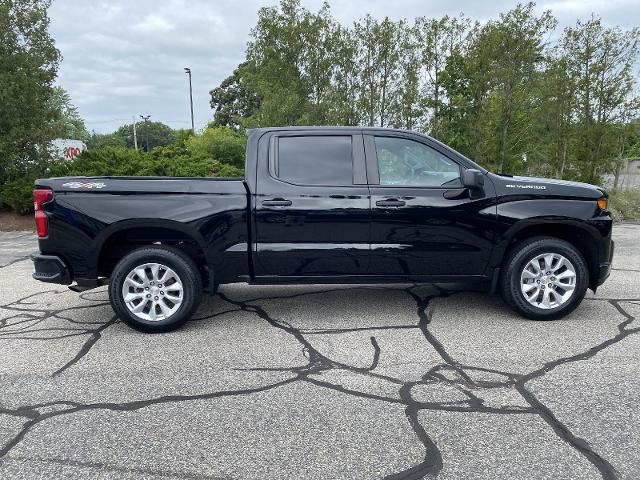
left=137, top=14, right=175, bottom=33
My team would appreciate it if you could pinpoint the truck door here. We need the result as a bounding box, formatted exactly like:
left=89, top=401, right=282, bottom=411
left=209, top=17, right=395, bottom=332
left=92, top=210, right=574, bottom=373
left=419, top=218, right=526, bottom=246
left=254, top=131, right=370, bottom=277
left=365, top=133, right=495, bottom=277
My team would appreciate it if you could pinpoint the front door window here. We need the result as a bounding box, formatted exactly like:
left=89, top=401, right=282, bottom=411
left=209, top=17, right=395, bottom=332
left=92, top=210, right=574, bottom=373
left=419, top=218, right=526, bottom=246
left=374, top=136, right=461, bottom=188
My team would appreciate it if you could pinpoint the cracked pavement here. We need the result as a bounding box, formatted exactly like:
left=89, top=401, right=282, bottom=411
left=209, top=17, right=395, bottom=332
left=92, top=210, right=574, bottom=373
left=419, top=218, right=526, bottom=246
left=0, top=225, right=639, bottom=480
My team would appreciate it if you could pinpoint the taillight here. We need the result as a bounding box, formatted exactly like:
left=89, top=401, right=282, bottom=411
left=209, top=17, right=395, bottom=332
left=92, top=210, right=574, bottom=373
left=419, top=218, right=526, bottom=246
left=34, top=188, right=53, bottom=237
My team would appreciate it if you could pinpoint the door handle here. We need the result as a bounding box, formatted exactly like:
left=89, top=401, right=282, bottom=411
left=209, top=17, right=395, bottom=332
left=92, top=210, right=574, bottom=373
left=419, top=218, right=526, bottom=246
left=376, top=199, right=406, bottom=207
left=262, top=198, right=292, bottom=207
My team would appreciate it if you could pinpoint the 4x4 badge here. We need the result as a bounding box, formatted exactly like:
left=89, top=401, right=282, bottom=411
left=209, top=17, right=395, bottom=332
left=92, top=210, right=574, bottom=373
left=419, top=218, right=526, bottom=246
left=62, top=182, right=106, bottom=189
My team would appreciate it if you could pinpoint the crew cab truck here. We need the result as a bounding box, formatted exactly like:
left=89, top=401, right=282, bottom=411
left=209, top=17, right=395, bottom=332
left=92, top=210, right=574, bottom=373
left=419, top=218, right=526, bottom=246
left=31, top=127, right=614, bottom=332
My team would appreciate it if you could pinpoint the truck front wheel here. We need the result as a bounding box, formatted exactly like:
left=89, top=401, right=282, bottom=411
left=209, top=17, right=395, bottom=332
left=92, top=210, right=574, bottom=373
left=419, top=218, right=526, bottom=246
left=500, top=236, right=589, bottom=320
left=108, top=246, right=202, bottom=333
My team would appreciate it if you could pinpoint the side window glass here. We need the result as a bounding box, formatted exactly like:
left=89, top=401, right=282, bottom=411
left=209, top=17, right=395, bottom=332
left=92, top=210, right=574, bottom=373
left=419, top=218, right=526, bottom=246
left=277, top=136, right=353, bottom=185
left=374, top=136, right=461, bottom=187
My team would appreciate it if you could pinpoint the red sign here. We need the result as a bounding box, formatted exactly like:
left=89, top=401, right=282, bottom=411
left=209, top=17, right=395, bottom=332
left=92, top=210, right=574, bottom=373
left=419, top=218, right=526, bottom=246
left=65, top=147, right=83, bottom=159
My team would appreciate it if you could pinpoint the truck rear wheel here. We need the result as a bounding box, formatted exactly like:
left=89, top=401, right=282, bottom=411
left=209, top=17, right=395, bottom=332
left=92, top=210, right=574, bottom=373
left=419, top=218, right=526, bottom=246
left=108, top=246, right=202, bottom=333
left=500, top=236, right=589, bottom=320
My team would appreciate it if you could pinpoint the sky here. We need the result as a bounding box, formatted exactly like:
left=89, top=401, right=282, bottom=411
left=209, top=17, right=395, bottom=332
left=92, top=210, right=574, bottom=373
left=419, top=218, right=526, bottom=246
left=48, top=0, right=640, bottom=134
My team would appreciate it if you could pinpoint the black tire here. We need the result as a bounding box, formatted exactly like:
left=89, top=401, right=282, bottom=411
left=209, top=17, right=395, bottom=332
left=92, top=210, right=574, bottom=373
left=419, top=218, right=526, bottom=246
left=108, top=245, right=202, bottom=333
left=500, top=236, right=589, bottom=320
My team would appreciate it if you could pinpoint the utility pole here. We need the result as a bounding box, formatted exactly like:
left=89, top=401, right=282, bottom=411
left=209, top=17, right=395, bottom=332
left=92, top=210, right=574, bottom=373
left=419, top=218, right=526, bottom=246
left=140, top=115, right=151, bottom=152
left=184, top=67, right=195, bottom=134
left=132, top=115, right=138, bottom=150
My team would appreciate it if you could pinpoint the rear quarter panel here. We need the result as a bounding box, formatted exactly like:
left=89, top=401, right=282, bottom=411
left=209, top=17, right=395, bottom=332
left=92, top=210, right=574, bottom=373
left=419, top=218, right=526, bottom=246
left=36, top=177, right=249, bottom=283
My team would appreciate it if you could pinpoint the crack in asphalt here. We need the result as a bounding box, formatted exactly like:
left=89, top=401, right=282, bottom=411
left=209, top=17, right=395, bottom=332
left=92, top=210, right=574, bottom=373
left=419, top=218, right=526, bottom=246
left=0, top=454, right=233, bottom=480
left=51, top=315, right=119, bottom=377
left=0, top=290, right=116, bottom=377
left=217, top=287, right=638, bottom=480
left=0, top=377, right=299, bottom=459
left=0, top=278, right=638, bottom=478
left=0, top=257, right=30, bottom=269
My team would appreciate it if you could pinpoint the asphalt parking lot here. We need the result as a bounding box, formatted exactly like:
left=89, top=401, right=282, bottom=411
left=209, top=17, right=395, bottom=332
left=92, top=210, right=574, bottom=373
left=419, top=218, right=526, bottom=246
left=0, top=226, right=639, bottom=480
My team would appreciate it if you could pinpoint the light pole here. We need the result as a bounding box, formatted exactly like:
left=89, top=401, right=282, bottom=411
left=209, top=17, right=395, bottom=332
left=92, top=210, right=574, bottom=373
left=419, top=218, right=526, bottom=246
left=139, top=115, right=151, bottom=152
left=184, top=67, right=195, bottom=134
left=132, top=115, right=138, bottom=150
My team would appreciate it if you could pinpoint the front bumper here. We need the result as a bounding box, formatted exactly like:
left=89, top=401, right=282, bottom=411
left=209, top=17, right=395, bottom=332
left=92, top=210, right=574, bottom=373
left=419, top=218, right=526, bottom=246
left=596, top=239, right=615, bottom=287
left=31, top=252, right=71, bottom=285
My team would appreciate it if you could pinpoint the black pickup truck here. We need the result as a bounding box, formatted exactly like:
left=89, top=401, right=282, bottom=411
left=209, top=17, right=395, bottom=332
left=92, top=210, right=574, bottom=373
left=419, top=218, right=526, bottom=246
left=31, top=127, right=614, bottom=332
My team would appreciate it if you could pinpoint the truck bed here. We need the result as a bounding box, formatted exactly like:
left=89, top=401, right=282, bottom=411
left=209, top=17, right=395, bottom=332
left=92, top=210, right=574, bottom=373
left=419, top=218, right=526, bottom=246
left=35, top=176, right=245, bottom=194
left=34, top=175, right=251, bottom=287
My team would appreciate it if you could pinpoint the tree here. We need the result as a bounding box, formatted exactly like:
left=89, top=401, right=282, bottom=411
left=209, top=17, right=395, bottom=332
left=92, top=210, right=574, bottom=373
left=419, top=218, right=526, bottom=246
left=533, top=52, right=578, bottom=178
left=479, top=4, right=556, bottom=173
left=205, top=2, right=639, bottom=185
left=242, top=0, right=310, bottom=126
left=416, top=15, right=471, bottom=137
left=389, top=22, right=422, bottom=129
left=297, top=2, right=341, bottom=124
left=563, top=16, right=640, bottom=183
left=117, top=121, right=175, bottom=151
left=354, top=15, right=403, bottom=127
left=186, top=127, right=245, bottom=168
left=439, top=23, right=492, bottom=161
left=84, top=131, right=127, bottom=150
left=325, top=26, right=361, bottom=125
left=209, top=62, right=261, bottom=130
left=84, top=121, right=176, bottom=151
left=0, top=0, right=60, bottom=184
left=48, top=87, right=88, bottom=140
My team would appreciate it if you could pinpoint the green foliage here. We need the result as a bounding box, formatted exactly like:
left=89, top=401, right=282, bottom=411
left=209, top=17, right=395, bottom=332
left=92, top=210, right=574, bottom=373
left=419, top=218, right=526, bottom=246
left=242, top=0, right=311, bottom=126
left=118, top=120, right=176, bottom=151
left=173, top=128, right=195, bottom=146
left=186, top=127, right=246, bottom=168
left=0, top=127, right=246, bottom=213
left=86, top=121, right=176, bottom=151
left=354, top=15, right=405, bottom=127
left=608, top=189, right=640, bottom=221
left=84, top=130, right=127, bottom=149
left=209, top=0, right=640, bottom=183
left=0, top=175, right=38, bottom=214
left=561, top=17, right=640, bottom=184
left=0, top=0, right=61, bottom=184
left=48, top=86, right=88, bottom=140
left=45, top=147, right=243, bottom=178
left=209, top=62, right=261, bottom=129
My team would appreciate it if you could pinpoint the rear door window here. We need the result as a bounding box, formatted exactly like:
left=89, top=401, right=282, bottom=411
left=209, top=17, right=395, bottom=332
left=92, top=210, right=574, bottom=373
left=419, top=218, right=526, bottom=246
left=276, top=136, right=353, bottom=186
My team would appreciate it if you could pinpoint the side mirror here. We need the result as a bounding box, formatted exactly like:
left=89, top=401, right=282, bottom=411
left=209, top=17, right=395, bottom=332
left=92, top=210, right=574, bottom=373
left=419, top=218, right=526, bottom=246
left=461, top=169, right=484, bottom=189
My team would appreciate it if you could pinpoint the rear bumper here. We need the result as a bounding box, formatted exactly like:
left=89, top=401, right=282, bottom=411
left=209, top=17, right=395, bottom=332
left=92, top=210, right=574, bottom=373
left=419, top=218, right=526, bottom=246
left=595, top=239, right=615, bottom=287
left=31, top=252, right=71, bottom=285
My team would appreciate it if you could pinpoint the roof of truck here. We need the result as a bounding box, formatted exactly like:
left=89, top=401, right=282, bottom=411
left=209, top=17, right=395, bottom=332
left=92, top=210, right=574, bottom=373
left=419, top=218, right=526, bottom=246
left=248, top=125, right=416, bottom=134
left=247, top=126, right=486, bottom=173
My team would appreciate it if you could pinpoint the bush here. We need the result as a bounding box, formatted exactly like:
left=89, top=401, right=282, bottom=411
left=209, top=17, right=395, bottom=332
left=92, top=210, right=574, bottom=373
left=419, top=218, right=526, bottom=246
left=187, top=127, right=246, bottom=168
left=0, top=127, right=246, bottom=213
left=48, top=145, right=245, bottom=180
left=608, top=188, right=640, bottom=221
left=0, top=176, right=38, bottom=214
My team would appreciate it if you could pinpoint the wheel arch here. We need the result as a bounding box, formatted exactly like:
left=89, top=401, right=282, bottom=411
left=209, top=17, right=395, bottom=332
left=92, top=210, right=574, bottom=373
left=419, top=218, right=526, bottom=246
left=90, top=219, right=212, bottom=286
left=494, top=220, right=600, bottom=288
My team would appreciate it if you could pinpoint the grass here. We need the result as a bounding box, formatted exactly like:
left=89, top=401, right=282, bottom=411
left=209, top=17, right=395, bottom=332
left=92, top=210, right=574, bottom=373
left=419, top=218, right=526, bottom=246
left=608, top=188, right=640, bottom=221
